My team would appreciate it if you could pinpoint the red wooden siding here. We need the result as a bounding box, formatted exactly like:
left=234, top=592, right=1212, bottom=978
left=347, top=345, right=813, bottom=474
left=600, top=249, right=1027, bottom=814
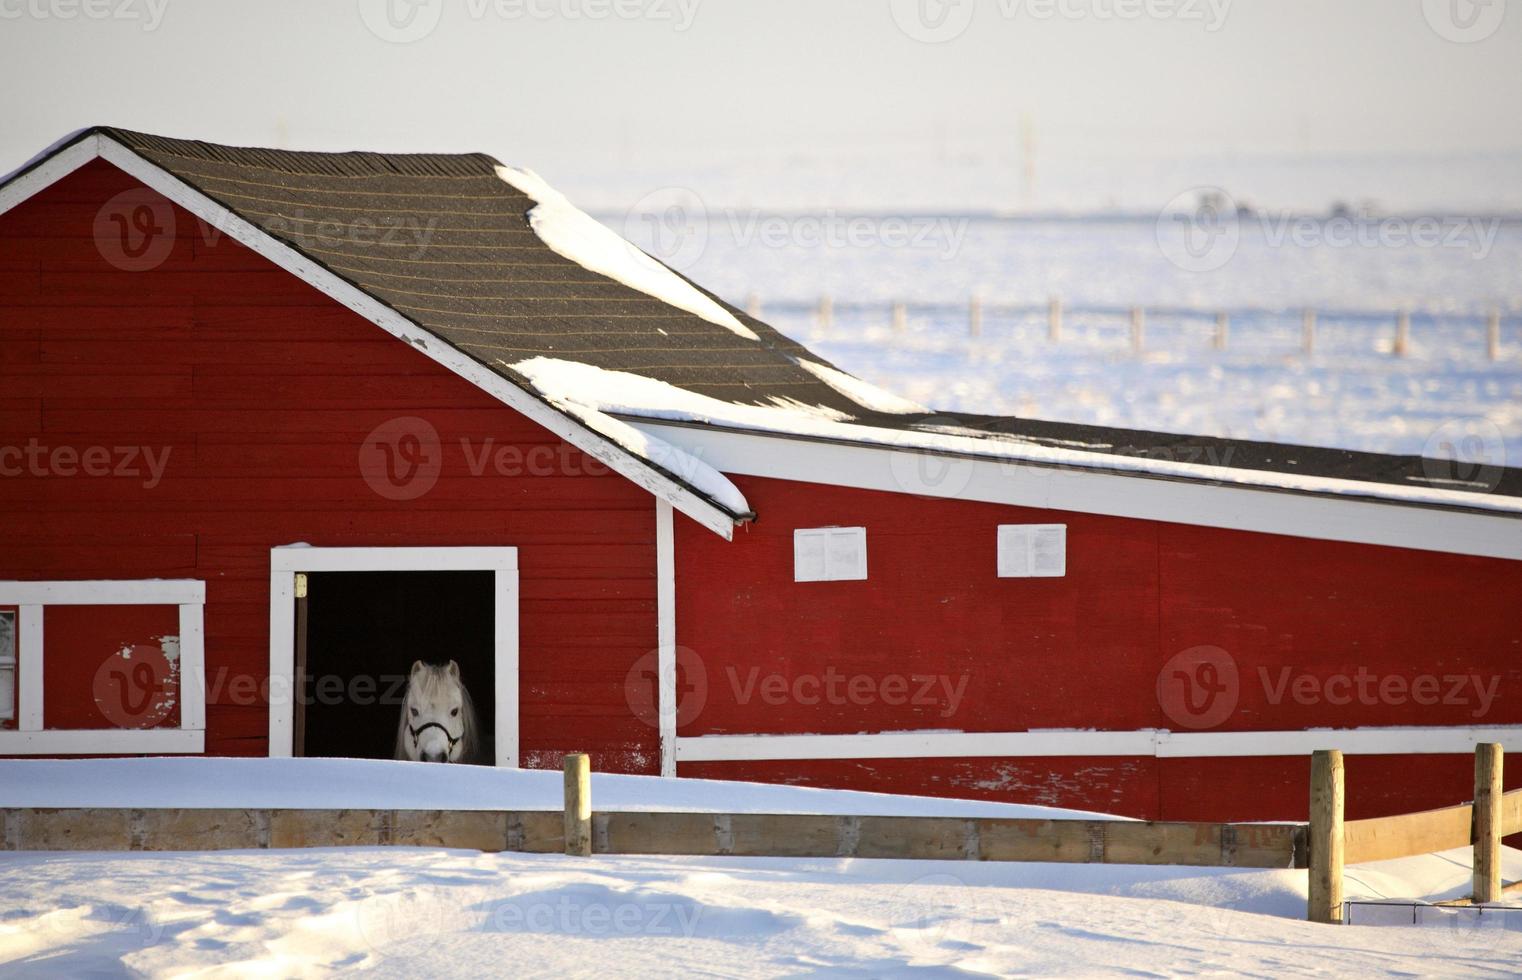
left=0, top=159, right=660, bottom=772
left=675, top=475, right=1522, bottom=821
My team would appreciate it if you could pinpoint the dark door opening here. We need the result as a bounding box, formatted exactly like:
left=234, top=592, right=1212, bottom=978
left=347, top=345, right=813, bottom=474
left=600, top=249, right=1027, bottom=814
left=297, top=570, right=495, bottom=765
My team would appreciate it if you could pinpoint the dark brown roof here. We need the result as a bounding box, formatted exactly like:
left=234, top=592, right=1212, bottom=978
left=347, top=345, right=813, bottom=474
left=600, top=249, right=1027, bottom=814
left=4, top=127, right=1517, bottom=511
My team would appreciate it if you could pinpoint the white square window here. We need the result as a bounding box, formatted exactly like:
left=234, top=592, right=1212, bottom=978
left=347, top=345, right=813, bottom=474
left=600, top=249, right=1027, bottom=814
left=998, top=524, right=1067, bottom=578
left=794, top=527, right=868, bottom=582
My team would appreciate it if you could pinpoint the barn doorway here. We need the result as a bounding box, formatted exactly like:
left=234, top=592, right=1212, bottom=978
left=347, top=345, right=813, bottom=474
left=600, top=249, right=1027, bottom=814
left=298, top=571, right=496, bottom=764
left=268, top=547, right=519, bottom=767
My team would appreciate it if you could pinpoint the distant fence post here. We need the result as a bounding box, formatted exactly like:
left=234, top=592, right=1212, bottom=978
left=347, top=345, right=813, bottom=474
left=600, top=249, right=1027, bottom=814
left=1394, top=309, right=1410, bottom=357
left=1130, top=307, right=1145, bottom=353
left=1474, top=743, right=1503, bottom=904
left=1487, top=309, right=1501, bottom=361
left=817, top=294, right=832, bottom=334
left=969, top=295, right=983, bottom=338
left=1214, top=311, right=1229, bottom=350
left=1048, top=296, right=1062, bottom=342
left=891, top=301, right=907, bottom=335
left=746, top=293, right=761, bottom=319
left=1308, top=749, right=1345, bottom=924
left=564, top=753, right=591, bottom=857
left=1302, top=308, right=1316, bottom=355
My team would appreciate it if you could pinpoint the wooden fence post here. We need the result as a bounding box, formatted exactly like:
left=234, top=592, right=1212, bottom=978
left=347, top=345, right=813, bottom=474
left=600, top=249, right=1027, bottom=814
left=1130, top=307, right=1145, bottom=353
left=1487, top=309, right=1501, bottom=361
left=817, top=294, right=832, bottom=334
left=745, top=293, right=761, bottom=319
left=1048, top=296, right=1062, bottom=342
left=564, top=753, right=591, bottom=856
left=1214, top=311, right=1229, bottom=350
left=1302, top=308, right=1316, bottom=355
left=1474, top=743, right=1503, bottom=904
left=1308, top=749, right=1345, bottom=924
left=1394, top=309, right=1410, bottom=357
left=891, top=301, right=907, bottom=335
left=969, top=295, right=982, bottom=338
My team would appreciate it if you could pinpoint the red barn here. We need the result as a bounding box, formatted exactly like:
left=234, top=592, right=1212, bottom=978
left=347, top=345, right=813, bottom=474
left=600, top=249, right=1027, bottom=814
left=2, top=128, right=1519, bottom=823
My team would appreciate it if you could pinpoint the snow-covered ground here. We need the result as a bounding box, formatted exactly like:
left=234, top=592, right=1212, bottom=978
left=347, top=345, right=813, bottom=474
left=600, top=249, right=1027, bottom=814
left=2, top=759, right=1520, bottom=977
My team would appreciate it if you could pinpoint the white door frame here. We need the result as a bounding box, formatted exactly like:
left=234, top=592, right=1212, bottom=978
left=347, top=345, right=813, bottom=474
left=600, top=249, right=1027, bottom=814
left=268, top=546, right=520, bottom=767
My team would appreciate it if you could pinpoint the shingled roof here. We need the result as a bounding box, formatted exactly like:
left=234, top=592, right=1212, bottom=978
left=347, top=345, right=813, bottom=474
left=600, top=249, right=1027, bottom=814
left=3, top=127, right=1519, bottom=526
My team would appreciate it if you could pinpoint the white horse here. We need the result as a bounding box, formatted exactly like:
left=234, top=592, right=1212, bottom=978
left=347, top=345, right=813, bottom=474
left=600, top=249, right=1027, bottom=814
left=394, top=660, right=479, bottom=764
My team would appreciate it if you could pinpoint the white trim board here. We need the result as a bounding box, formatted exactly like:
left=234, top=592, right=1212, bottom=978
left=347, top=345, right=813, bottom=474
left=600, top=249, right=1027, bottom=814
left=628, top=422, right=1522, bottom=561
left=266, top=545, right=521, bottom=768
left=0, top=729, right=204, bottom=755
left=674, top=726, right=1522, bottom=762
left=0, top=131, right=740, bottom=540
left=656, top=500, right=677, bottom=778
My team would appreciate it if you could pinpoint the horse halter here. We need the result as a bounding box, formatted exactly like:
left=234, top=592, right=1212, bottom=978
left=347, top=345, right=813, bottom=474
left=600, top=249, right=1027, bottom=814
left=408, top=719, right=462, bottom=756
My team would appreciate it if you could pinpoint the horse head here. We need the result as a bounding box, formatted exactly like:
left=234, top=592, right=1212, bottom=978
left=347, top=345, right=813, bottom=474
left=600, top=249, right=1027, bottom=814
left=396, top=659, right=475, bottom=764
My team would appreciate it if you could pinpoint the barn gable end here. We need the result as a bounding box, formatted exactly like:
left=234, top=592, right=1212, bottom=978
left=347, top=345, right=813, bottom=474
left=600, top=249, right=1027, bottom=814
left=1, top=157, right=663, bottom=772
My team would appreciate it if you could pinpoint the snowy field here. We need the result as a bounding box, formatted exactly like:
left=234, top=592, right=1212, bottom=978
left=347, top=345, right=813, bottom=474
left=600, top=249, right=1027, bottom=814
left=2, top=760, right=1521, bottom=977
left=619, top=211, right=1522, bottom=460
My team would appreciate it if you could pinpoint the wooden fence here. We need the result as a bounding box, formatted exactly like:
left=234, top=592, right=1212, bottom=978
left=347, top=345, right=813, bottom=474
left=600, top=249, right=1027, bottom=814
left=752, top=294, right=1514, bottom=359
left=2, top=748, right=1517, bottom=924
left=1308, top=744, right=1522, bottom=923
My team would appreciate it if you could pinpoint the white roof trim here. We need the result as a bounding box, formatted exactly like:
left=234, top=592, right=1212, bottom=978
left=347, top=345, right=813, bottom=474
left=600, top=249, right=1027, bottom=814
left=628, top=420, right=1522, bottom=561
left=0, top=132, right=742, bottom=540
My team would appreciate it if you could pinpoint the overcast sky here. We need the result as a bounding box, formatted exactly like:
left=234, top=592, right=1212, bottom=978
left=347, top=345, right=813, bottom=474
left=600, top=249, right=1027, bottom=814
left=2, top=0, right=1519, bottom=209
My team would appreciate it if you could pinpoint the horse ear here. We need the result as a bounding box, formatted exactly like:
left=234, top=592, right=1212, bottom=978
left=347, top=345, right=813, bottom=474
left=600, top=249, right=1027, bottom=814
left=446, top=659, right=460, bottom=678
left=410, top=660, right=426, bottom=678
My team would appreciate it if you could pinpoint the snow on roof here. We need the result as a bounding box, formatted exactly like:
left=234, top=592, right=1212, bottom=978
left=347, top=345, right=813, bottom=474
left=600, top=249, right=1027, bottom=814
left=495, top=165, right=760, bottom=342
left=513, top=357, right=1522, bottom=516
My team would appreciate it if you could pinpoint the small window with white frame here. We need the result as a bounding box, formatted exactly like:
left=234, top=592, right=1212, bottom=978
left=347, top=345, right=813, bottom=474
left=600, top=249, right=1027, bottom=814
left=998, top=524, right=1067, bottom=577
left=0, top=608, right=15, bottom=728
left=0, top=580, right=205, bottom=755
left=794, top=527, right=868, bottom=582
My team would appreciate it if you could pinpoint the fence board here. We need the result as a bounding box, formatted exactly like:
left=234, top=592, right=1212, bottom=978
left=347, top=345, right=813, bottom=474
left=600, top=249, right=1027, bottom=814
left=1504, top=788, right=1522, bottom=836
left=1, top=807, right=1304, bottom=868
left=1344, top=802, right=1473, bottom=865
